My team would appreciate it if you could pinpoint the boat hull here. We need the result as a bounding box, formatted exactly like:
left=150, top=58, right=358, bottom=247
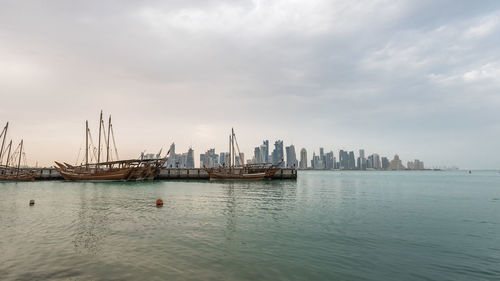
left=0, top=169, right=39, bottom=181
left=54, top=158, right=166, bottom=182
left=57, top=167, right=134, bottom=181
left=204, top=162, right=282, bottom=180
left=209, top=172, right=267, bottom=180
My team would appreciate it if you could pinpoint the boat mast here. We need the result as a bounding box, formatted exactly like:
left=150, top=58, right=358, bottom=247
left=106, top=115, right=111, bottom=162
left=110, top=123, right=119, bottom=160
left=232, top=128, right=235, bottom=167
left=16, top=139, right=23, bottom=177
left=85, top=120, right=89, bottom=167
left=5, top=140, right=12, bottom=167
left=97, top=110, right=102, bottom=164
left=228, top=134, right=231, bottom=167
left=0, top=122, right=8, bottom=165
left=232, top=129, right=242, bottom=167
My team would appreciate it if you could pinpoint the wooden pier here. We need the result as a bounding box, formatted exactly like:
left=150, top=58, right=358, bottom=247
left=31, top=167, right=297, bottom=181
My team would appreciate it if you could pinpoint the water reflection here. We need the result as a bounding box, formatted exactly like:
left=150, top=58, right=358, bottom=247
left=220, top=180, right=298, bottom=239
left=72, top=186, right=111, bottom=255
left=223, top=183, right=237, bottom=240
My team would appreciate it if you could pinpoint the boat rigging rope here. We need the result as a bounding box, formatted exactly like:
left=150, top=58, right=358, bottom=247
left=110, top=124, right=119, bottom=161
left=7, top=142, right=21, bottom=168
left=22, top=152, right=27, bottom=168
left=100, top=119, right=109, bottom=161
left=75, top=138, right=83, bottom=165
left=87, top=129, right=98, bottom=163
left=233, top=132, right=242, bottom=165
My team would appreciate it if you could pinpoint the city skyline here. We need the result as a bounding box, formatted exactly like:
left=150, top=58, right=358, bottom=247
left=197, top=138, right=431, bottom=170
left=0, top=119, right=467, bottom=169
left=1, top=1, right=499, bottom=169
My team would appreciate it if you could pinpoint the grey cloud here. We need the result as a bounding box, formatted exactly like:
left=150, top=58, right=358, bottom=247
left=0, top=0, right=499, bottom=169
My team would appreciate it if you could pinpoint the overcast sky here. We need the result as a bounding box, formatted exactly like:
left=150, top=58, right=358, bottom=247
left=1, top=0, right=499, bottom=169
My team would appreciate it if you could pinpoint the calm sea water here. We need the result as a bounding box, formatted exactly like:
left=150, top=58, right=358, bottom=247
left=1, top=171, right=499, bottom=281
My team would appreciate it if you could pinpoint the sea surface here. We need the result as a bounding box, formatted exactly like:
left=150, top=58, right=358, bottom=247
left=1, top=170, right=499, bottom=281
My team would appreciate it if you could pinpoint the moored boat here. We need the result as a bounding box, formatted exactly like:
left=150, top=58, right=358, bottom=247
left=203, top=128, right=282, bottom=180
left=55, top=111, right=166, bottom=181
left=0, top=123, right=39, bottom=181
left=0, top=167, right=39, bottom=181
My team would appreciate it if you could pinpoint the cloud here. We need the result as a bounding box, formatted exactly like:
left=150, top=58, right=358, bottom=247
left=0, top=0, right=499, bottom=169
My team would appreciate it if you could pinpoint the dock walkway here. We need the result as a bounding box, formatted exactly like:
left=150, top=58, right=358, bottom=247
left=32, top=168, right=297, bottom=180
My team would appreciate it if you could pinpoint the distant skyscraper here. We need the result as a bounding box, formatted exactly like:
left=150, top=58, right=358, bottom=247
left=169, top=142, right=175, bottom=157
left=262, top=140, right=269, bottom=163
left=239, top=153, right=244, bottom=166
left=299, top=148, right=307, bottom=169
left=254, top=147, right=262, bottom=163
left=359, top=149, right=366, bottom=170
left=272, top=140, right=284, bottom=167
left=285, top=145, right=298, bottom=168
left=326, top=151, right=334, bottom=169
left=372, top=153, right=381, bottom=169
left=186, top=148, right=195, bottom=168
left=339, top=150, right=348, bottom=170
left=259, top=144, right=267, bottom=162
left=381, top=157, right=390, bottom=170
left=166, top=142, right=176, bottom=167
left=348, top=151, right=355, bottom=170
left=367, top=154, right=374, bottom=169
left=219, top=152, right=230, bottom=166
left=312, top=152, right=322, bottom=170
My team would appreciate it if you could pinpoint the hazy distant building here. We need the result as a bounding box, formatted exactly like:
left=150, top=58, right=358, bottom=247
left=312, top=152, right=322, bottom=170
left=325, top=151, right=335, bottom=169
left=339, top=150, right=348, bottom=170
left=166, top=143, right=194, bottom=168
left=372, top=153, right=381, bottom=169
left=219, top=152, right=229, bottom=166
left=299, top=148, right=307, bottom=169
left=407, top=159, right=424, bottom=170
left=348, top=151, right=355, bottom=170
left=141, top=152, right=160, bottom=160
left=235, top=152, right=245, bottom=166
left=285, top=145, right=298, bottom=168
left=199, top=154, right=205, bottom=167
left=166, top=142, right=176, bottom=167
left=186, top=148, right=195, bottom=168
left=254, top=147, right=262, bottom=163
left=200, top=148, right=219, bottom=168
left=272, top=140, right=284, bottom=167
left=319, top=147, right=325, bottom=169
left=260, top=144, right=267, bottom=162
left=367, top=154, right=373, bottom=169
left=359, top=149, right=366, bottom=170
left=262, top=140, right=269, bottom=163
left=389, top=154, right=404, bottom=170
left=381, top=157, right=390, bottom=170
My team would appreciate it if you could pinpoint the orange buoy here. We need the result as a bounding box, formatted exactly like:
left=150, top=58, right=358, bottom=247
left=156, top=199, right=163, bottom=207
left=29, top=199, right=35, bottom=206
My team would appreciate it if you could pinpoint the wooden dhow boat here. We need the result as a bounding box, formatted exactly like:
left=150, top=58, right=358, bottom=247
left=55, top=112, right=166, bottom=181
left=0, top=122, right=39, bottom=181
left=203, top=128, right=282, bottom=180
